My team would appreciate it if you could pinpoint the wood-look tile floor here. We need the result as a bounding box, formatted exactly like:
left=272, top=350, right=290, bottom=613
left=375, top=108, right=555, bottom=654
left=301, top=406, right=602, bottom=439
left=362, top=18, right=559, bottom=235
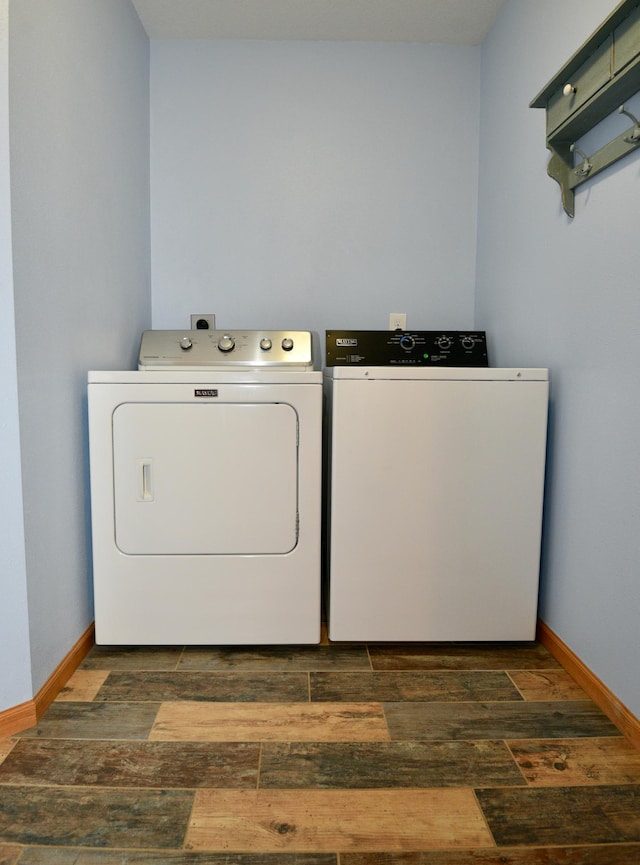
left=2, top=638, right=640, bottom=863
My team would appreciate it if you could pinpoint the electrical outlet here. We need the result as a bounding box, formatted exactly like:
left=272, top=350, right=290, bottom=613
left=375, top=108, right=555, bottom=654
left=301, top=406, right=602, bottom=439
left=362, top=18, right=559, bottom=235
left=389, top=313, right=407, bottom=331
left=191, top=314, right=216, bottom=330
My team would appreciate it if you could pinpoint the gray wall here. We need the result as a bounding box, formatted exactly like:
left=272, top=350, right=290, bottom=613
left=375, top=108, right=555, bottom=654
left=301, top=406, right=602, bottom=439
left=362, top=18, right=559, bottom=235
left=0, top=0, right=31, bottom=710
left=2, top=0, right=151, bottom=706
left=150, top=40, right=481, bottom=341
left=476, top=0, right=640, bottom=718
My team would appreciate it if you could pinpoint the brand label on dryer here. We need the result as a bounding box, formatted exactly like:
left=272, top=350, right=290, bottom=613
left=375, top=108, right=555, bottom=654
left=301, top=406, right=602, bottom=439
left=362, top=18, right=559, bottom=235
left=336, top=338, right=358, bottom=346
left=194, top=389, right=219, bottom=398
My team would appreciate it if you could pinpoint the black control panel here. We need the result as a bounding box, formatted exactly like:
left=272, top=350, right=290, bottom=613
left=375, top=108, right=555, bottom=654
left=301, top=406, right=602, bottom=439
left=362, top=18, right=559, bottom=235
left=326, top=330, right=489, bottom=367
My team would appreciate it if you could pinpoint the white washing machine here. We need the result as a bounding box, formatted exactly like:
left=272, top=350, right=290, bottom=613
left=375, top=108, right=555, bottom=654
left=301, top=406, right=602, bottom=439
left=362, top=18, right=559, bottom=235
left=324, top=330, right=549, bottom=642
left=88, top=329, right=322, bottom=645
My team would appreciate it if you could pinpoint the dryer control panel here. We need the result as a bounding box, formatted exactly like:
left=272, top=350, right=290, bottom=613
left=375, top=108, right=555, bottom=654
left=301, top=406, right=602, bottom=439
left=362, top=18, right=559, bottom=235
left=139, top=330, right=314, bottom=370
left=326, top=330, right=488, bottom=367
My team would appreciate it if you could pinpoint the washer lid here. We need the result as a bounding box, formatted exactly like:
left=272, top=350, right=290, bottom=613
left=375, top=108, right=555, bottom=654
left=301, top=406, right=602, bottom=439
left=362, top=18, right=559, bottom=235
left=324, top=367, right=549, bottom=381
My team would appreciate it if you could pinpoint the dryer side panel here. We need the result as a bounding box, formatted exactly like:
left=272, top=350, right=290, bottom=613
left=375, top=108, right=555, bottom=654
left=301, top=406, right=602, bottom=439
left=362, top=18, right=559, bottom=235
left=112, top=402, right=298, bottom=555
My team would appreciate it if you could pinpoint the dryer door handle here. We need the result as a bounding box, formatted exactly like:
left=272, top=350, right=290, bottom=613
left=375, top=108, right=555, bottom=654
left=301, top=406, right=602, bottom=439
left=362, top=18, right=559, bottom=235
left=136, top=458, right=154, bottom=502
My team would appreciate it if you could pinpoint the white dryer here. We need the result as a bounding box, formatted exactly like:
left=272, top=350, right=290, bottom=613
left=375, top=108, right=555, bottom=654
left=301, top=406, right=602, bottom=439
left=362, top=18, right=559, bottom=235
left=88, top=330, right=322, bottom=645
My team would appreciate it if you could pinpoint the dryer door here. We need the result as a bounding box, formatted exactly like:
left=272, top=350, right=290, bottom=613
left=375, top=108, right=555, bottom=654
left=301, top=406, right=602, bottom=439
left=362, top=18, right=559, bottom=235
left=112, top=402, right=298, bottom=555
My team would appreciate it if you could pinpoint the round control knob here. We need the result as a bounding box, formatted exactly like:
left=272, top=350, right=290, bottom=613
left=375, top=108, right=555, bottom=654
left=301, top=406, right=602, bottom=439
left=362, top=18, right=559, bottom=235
left=563, top=83, right=576, bottom=97
left=281, top=337, right=294, bottom=352
left=217, top=334, right=235, bottom=352
left=399, top=334, right=415, bottom=350
left=461, top=337, right=474, bottom=350
left=260, top=338, right=273, bottom=351
left=437, top=336, right=452, bottom=350
left=179, top=337, right=193, bottom=351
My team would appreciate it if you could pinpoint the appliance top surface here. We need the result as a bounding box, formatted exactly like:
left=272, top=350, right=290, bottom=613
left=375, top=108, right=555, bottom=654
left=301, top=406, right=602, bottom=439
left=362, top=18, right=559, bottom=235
left=88, top=368, right=322, bottom=385
left=325, top=366, right=548, bottom=381
left=138, top=329, right=315, bottom=370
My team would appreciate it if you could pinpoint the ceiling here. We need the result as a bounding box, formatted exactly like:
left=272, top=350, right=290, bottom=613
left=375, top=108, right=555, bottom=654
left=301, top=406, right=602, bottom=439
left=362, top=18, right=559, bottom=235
left=131, top=0, right=506, bottom=45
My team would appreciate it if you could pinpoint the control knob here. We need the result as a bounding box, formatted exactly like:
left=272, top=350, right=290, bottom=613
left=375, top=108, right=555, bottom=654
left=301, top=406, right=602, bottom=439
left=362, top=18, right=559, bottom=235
left=179, top=337, right=193, bottom=351
left=461, top=337, right=475, bottom=350
left=217, top=334, right=235, bottom=352
left=399, top=334, right=415, bottom=350
left=260, top=338, right=273, bottom=351
left=281, top=337, right=294, bottom=351
left=437, top=336, right=452, bottom=350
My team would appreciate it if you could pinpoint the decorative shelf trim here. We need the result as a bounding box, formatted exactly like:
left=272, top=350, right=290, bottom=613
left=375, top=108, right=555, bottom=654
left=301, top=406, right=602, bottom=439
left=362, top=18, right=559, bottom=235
left=531, top=0, right=640, bottom=217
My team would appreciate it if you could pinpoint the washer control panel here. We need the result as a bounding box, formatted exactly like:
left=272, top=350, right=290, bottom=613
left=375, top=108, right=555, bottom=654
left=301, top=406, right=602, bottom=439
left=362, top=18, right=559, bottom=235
left=326, top=330, right=488, bottom=367
left=139, top=330, right=314, bottom=369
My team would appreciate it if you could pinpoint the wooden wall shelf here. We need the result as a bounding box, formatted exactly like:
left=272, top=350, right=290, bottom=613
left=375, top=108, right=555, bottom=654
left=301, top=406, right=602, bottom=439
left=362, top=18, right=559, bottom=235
left=531, top=0, right=640, bottom=217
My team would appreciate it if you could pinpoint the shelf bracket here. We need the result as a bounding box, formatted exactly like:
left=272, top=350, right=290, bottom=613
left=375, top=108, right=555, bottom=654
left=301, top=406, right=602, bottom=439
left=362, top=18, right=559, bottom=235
left=531, top=0, right=640, bottom=217
left=546, top=143, right=575, bottom=218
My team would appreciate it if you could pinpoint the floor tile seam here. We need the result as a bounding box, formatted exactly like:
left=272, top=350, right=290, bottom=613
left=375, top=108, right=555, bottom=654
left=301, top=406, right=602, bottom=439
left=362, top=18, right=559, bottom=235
left=6, top=734, right=275, bottom=745
left=8, top=843, right=640, bottom=859
left=150, top=698, right=389, bottom=707
left=191, top=784, right=489, bottom=792
left=76, top=697, right=167, bottom=705
left=504, top=734, right=629, bottom=743
left=0, top=740, right=17, bottom=764
left=65, top=667, right=111, bottom=678
left=314, top=696, right=529, bottom=705
left=4, top=780, right=640, bottom=800
left=502, top=737, right=534, bottom=786
left=381, top=736, right=625, bottom=745
left=254, top=735, right=628, bottom=747
left=167, top=667, right=374, bottom=673
left=257, top=735, right=535, bottom=745
left=175, top=646, right=187, bottom=671
left=471, top=786, right=498, bottom=848
left=380, top=728, right=623, bottom=744
left=6, top=734, right=569, bottom=747
left=313, top=669, right=520, bottom=675
left=502, top=663, right=571, bottom=678
left=504, top=666, right=565, bottom=671
left=0, top=779, right=527, bottom=793
left=98, top=695, right=547, bottom=703
left=377, top=698, right=545, bottom=708
left=89, top=686, right=593, bottom=702
left=378, top=697, right=601, bottom=705
left=0, top=781, right=521, bottom=792
left=339, top=844, right=640, bottom=860
left=496, top=733, right=628, bottom=746
left=364, top=644, right=374, bottom=672
left=14, top=734, right=172, bottom=744
left=0, top=781, right=202, bottom=794
left=506, top=670, right=527, bottom=701
left=180, top=782, right=200, bottom=852
left=98, top=667, right=562, bottom=674
left=473, top=780, right=640, bottom=793
left=367, top=666, right=564, bottom=672
left=256, top=741, right=264, bottom=790
left=93, top=698, right=319, bottom=704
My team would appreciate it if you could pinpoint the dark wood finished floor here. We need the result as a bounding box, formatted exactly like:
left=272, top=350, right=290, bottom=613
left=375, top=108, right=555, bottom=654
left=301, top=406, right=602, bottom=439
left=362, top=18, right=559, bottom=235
left=1, top=637, right=640, bottom=863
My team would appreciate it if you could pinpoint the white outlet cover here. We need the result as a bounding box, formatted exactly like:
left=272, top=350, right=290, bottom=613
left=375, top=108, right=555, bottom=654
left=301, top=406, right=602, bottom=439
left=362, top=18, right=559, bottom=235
left=389, top=313, right=406, bottom=330
left=191, top=314, right=216, bottom=330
